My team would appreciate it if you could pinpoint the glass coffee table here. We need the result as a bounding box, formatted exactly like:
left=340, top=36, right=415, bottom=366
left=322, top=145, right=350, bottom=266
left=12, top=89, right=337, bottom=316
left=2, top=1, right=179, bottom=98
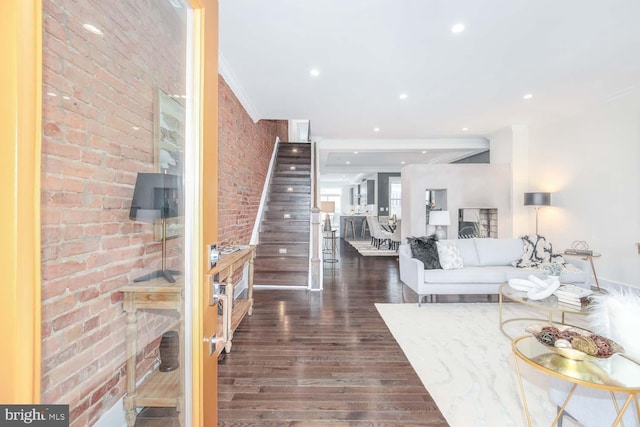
left=512, top=335, right=640, bottom=426
left=499, top=283, right=589, bottom=339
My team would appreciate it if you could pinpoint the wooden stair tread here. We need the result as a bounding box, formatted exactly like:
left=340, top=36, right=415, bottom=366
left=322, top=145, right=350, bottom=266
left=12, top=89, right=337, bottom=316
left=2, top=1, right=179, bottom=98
left=254, top=142, right=311, bottom=288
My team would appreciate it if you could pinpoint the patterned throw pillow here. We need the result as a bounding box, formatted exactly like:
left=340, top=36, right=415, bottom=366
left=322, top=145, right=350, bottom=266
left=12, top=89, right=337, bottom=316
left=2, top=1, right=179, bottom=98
left=436, top=241, right=464, bottom=270
left=512, top=234, right=565, bottom=268
left=406, top=235, right=441, bottom=269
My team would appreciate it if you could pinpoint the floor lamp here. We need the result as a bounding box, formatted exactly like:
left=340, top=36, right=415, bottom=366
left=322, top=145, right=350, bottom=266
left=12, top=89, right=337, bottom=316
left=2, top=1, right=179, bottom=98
left=524, top=192, right=551, bottom=235
left=320, top=201, right=335, bottom=231
left=129, top=173, right=182, bottom=283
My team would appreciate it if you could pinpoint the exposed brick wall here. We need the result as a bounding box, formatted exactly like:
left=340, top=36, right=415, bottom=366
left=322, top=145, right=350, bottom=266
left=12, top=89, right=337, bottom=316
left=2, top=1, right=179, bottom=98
left=218, top=76, right=288, bottom=244
left=41, top=1, right=185, bottom=425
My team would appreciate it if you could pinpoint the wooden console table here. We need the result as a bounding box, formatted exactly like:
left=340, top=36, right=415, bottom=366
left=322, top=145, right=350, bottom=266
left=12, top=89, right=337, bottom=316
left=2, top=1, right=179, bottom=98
left=119, top=246, right=255, bottom=427
left=121, top=277, right=184, bottom=427
left=211, top=245, right=256, bottom=353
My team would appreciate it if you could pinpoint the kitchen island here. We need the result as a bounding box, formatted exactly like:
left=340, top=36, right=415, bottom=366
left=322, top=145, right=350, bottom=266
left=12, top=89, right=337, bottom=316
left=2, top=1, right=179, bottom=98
left=337, top=215, right=370, bottom=239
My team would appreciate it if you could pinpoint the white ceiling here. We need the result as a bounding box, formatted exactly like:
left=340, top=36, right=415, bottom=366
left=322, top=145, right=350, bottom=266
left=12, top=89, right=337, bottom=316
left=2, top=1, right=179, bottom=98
left=219, top=0, right=640, bottom=185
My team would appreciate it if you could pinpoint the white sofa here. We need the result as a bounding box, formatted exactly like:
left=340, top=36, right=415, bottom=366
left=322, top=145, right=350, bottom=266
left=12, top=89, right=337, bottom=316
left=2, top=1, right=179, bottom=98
left=399, top=238, right=591, bottom=306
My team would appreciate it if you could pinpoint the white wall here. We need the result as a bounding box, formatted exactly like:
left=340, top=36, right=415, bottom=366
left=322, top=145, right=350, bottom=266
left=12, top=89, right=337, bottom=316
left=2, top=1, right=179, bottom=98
left=491, top=125, right=531, bottom=237
left=401, top=164, right=512, bottom=240
left=527, top=91, right=640, bottom=289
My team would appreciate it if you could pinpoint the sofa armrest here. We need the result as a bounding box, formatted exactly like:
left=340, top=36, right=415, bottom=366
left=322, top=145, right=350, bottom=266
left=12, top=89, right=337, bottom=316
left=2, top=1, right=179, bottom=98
left=399, top=244, right=424, bottom=296
left=564, top=257, right=591, bottom=288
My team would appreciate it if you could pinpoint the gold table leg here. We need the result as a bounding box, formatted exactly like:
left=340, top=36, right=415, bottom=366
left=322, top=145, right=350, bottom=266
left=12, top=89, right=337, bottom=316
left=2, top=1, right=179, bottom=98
left=512, top=354, right=533, bottom=427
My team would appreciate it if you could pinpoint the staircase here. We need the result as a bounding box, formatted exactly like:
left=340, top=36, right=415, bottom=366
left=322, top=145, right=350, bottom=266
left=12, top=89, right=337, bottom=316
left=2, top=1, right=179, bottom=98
left=253, top=142, right=311, bottom=287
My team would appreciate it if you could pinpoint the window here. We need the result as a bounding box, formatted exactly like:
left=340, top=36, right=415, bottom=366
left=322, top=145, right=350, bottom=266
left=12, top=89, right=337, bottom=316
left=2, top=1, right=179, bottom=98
left=389, top=178, right=401, bottom=219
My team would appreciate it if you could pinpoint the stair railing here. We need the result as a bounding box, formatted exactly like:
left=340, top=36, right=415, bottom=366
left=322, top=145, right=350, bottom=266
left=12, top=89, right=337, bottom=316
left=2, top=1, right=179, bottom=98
left=309, top=140, right=322, bottom=291
left=250, top=137, right=280, bottom=245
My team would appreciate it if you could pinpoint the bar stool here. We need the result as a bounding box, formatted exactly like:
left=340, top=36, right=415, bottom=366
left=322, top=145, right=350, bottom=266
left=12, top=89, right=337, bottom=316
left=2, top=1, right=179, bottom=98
left=360, top=217, right=370, bottom=238
left=343, top=218, right=356, bottom=239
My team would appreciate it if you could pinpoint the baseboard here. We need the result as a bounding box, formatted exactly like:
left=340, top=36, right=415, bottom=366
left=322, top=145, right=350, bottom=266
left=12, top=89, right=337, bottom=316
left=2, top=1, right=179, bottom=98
left=93, top=396, right=127, bottom=427
left=93, top=360, right=160, bottom=426
left=599, top=278, right=639, bottom=292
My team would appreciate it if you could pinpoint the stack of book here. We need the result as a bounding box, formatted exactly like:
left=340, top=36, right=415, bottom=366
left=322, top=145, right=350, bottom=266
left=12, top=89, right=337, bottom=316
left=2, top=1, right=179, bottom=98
left=554, top=284, right=593, bottom=307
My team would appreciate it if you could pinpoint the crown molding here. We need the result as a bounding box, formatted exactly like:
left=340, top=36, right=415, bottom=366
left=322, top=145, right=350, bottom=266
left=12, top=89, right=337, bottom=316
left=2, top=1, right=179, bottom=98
left=218, top=51, right=261, bottom=123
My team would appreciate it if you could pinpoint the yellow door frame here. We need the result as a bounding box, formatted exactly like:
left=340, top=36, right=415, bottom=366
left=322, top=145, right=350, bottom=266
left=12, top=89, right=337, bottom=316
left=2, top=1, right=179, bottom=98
left=189, top=1, right=219, bottom=426
left=0, top=2, right=220, bottom=424
left=0, top=0, right=43, bottom=403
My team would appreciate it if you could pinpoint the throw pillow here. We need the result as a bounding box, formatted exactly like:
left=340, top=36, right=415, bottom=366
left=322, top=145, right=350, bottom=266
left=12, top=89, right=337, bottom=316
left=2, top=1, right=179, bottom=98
left=512, top=234, right=565, bottom=268
left=406, top=235, right=441, bottom=269
left=436, top=241, right=464, bottom=270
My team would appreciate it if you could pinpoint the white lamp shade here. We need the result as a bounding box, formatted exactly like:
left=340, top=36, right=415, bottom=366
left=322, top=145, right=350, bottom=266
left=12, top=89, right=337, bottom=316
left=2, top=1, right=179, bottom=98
left=429, top=210, right=450, bottom=226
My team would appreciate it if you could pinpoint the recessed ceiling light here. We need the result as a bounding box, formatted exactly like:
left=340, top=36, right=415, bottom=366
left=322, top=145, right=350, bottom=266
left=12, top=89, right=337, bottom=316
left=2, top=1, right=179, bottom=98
left=82, top=24, right=103, bottom=35
left=292, top=148, right=298, bottom=152
left=373, top=127, right=380, bottom=132
left=353, top=151, right=359, bottom=154
left=523, top=93, right=533, bottom=100
left=399, top=93, right=408, bottom=100
left=346, top=161, right=351, bottom=165
left=62, top=95, right=70, bottom=100
left=46, top=92, right=57, bottom=97
left=401, top=161, right=406, bottom=165
left=309, top=68, right=320, bottom=77
left=290, top=166, right=296, bottom=170
left=132, top=126, right=140, bottom=131
left=451, top=23, right=465, bottom=33
left=462, top=127, right=468, bottom=131
left=421, top=150, right=427, bottom=154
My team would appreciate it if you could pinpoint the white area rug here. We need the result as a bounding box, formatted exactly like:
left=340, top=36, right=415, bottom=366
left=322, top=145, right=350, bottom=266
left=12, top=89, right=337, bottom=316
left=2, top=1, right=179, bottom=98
left=376, top=302, right=586, bottom=427
left=346, top=239, right=398, bottom=256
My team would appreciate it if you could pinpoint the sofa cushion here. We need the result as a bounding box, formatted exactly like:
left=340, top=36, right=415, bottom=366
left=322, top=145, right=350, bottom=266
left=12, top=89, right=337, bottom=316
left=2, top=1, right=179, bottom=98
left=449, top=238, right=480, bottom=266
left=424, top=266, right=506, bottom=284
left=407, top=236, right=441, bottom=269
left=474, top=238, right=524, bottom=266
left=436, top=241, right=464, bottom=270
left=494, top=266, right=546, bottom=281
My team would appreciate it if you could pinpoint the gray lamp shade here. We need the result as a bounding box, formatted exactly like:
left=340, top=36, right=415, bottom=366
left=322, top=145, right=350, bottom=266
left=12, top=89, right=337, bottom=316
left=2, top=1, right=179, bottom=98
left=129, top=173, right=182, bottom=222
left=524, top=192, right=551, bottom=206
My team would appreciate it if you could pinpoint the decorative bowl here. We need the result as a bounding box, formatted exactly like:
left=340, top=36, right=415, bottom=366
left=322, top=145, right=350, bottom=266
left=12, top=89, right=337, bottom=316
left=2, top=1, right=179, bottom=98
left=526, top=324, right=624, bottom=361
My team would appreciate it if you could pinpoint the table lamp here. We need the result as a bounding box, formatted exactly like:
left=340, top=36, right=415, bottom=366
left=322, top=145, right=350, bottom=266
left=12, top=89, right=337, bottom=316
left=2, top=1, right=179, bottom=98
left=129, top=173, right=182, bottom=283
left=320, top=201, right=335, bottom=232
left=524, top=192, right=551, bottom=235
left=429, top=210, right=450, bottom=240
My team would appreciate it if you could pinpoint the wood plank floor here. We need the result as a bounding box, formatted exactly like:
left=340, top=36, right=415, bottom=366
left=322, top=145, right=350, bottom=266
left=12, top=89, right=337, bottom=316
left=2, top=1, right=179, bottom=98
left=217, top=238, right=449, bottom=426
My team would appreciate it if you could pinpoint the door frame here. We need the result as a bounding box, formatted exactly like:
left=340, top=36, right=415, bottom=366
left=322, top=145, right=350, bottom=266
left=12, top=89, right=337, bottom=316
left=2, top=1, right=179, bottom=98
left=0, top=0, right=42, bottom=403
left=0, top=0, right=221, bottom=422
left=186, top=1, right=219, bottom=426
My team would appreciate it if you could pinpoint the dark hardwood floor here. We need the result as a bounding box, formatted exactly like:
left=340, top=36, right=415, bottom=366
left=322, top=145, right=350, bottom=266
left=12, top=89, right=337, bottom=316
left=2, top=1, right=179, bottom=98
left=217, top=238, right=449, bottom=426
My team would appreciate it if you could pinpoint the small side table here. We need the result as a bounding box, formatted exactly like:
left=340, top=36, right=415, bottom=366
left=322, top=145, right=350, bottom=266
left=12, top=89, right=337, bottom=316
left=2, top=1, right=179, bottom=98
left=563, top=252, right=601, bottom=291
left=323, top=229, right=338, bottom=263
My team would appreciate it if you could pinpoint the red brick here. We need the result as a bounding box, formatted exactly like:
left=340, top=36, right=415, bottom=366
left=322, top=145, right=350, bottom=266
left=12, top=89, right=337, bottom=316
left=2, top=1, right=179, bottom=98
left=78, top=287, right=99, bottom=302
left=42, top=260, right=86, bottom=281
